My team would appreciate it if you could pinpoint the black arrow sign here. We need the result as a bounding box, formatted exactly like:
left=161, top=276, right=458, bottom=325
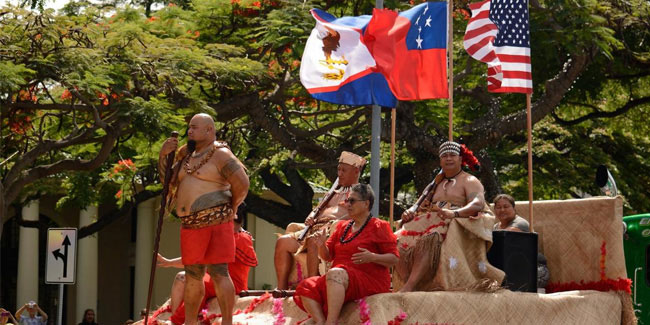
left=52, top=235, right=71, bottom=278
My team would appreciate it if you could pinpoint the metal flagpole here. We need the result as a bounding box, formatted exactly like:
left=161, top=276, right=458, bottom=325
left=526, top=93, right=534, bottom=232
left=371, top=107, right=381, bottom=217
left=370, top=0, right=384, bottom=217
left=57, top=284, right=63, bottom=325
left=447, top=0, right=454, bottom=140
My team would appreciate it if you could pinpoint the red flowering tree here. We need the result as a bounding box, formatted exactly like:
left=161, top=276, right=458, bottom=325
left=2, top=0, right=650, bottom=243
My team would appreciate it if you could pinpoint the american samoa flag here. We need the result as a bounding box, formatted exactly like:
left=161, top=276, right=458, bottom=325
left=300, top=9, right=398, bottom=107
left=463, top=0, right=532, bottom=93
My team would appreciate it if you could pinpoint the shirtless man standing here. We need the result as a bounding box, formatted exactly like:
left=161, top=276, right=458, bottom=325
left=159, top=113, right=249, bottom=325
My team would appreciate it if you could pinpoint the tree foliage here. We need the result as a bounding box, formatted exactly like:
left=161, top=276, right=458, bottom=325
left=1, top=0, right=649, bottom=242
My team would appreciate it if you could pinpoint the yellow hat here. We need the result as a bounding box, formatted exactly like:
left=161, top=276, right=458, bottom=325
left=339, top=151, right=366, bottom=168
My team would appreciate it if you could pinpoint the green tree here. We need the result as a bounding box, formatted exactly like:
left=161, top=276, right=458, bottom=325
left=1, top=0, right=649, bottom=248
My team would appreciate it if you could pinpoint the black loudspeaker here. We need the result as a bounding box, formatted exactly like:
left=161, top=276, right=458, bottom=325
left=487, top=231, right=538, bottom=292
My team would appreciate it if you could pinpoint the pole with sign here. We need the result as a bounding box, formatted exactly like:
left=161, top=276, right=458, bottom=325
left=46, top=228, right=77, bottom=325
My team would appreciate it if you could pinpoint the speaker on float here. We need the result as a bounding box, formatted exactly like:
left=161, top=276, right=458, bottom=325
left=487, top=231, right=538, bottom=292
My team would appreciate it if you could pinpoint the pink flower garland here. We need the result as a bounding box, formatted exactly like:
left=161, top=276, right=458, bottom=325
left=288, top=262, right=304, bottom=288
left=357, top=298, right=408, bottom=325
left=272, top=298, right=287, bottom=325
left=357, top=298, right=371, bottom=325
left=296, top=261, right=304, bottom=283
left=388, top=310, right=408, bottom=325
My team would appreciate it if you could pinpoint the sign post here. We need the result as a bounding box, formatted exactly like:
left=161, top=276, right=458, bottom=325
left=46, top=228, right=77, bottom=325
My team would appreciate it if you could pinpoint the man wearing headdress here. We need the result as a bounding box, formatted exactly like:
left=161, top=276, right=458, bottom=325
left=274, top=151, right=366, bottom=290
left=394, top=141, right=504, bottom=292
left=159, top=113, right=249, bottom=325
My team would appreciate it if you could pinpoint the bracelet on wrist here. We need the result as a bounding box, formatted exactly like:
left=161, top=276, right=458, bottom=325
left=454, top=211, right=460, bottom=218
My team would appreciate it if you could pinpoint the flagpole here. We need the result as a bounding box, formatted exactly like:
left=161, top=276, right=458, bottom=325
left=447, top=0, right=454, bottom=140
left=369, top=0, right=384, bottom=218
left=526, top=93, right=534, bottom=232
left=389, top=108, right=396, bottom=228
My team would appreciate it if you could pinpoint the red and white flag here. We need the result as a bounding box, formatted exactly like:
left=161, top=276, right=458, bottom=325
left=463, top=0, right=532, bottom=93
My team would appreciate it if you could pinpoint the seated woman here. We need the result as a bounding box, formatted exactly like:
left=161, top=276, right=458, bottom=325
left=491, top=193, right=549, bottom=289
left=493, top=194, right=530, bottom=232
left=294, top=184, right=398, bottom=325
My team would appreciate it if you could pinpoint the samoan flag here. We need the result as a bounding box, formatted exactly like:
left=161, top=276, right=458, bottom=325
left=300, top=9, right=398, bottom=108
left=365, top=2, right=448, bottom=100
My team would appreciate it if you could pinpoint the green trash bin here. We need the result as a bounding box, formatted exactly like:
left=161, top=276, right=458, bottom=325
left=624, top=213, right=650, bottom=324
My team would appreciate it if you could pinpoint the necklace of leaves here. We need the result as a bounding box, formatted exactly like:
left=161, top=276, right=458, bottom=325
left=339, top=214, right=372, bottom=244
left=184, top=145, right=216, bottom=176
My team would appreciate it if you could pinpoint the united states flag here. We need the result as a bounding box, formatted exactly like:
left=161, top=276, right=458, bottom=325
left=463, top=0, right=532, bottom=93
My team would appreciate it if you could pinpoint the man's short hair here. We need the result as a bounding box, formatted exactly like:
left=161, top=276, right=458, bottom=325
left=351, top=183, right=375, bottom=209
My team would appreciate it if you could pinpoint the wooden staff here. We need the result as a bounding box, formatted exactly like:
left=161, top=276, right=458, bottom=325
left=526, top=94, right=534, bottom=232
left=238, top=289, right=295, bottom=298
left=144, top=131, right=178, bottom=325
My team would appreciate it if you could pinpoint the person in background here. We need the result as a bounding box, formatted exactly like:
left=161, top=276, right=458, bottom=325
left=491, top=193, right=549, bottom=290
left=493, top=194, right=530, bottom=232
left=78, top=309, right=98, bottom=325
left=0, top=307, right=19, bottom=325
left=15, top=301, right=47, bottom=325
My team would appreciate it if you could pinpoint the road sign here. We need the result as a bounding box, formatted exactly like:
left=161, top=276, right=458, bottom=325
left=46, top=228, right=77, bottom=284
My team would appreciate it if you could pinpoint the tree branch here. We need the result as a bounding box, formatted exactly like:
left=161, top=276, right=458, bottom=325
left=464, top=53, right=591, bottom=150
left=5, top=120, right=126, bottom=205
left=552, top=96, right=650, bottom=126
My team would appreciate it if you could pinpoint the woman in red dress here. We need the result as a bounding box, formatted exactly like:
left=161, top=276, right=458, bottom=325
left=294, top=183, right=399, bottom=325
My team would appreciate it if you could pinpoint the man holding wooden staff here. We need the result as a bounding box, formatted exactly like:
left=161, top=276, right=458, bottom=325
left=394, top=141, right=503, bottom=292
left=159, top=113, right=249, bottom=325
left=274, top=151, right=365, bottom=289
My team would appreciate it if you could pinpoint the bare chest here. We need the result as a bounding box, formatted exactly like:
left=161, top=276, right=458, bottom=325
left=432, top=178, right=468, bottom=206
left=178, top=155, right=227, bottom=186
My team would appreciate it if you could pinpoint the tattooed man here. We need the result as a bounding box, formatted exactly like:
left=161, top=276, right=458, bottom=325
left=159, top=113, right=249, bottom=325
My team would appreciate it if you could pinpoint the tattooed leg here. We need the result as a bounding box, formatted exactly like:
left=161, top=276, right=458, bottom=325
left=206, top=263, right=230, bottom=278
left=325, top=268, right=349, bottom=324
left=207, top=263, right=235, bottom=325
left=183, top=264, right=206, bottom=325
left=170, top=271, right=186, bottom=312
left=184, top=264, right=206, bottom=280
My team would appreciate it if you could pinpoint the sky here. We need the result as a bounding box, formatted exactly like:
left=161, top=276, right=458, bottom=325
left=3, top=0, right=68, bottom=9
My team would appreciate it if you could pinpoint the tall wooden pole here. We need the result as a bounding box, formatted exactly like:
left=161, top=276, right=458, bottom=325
left=526, top=93, right=534, bottom=232
left=447, top=0, right=454, bottom=141
left=389, top=109, right=396, bottom=228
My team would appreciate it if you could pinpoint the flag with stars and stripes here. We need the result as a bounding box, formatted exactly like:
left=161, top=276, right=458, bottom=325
left=463, top=0, right=532, bottom=93
left=364, top=2, right=448, bottom=100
